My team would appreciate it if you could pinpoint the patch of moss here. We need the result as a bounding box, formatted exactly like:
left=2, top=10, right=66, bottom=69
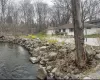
left=61, top=41, right=66, bottom=45
left=47, top=39, right=58, bottom=44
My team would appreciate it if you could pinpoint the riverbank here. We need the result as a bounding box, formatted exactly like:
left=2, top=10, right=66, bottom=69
left=0, top=36, right=100, bottom=79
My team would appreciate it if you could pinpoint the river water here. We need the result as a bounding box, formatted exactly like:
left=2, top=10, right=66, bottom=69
left=0, top=42, right=38, bottom=79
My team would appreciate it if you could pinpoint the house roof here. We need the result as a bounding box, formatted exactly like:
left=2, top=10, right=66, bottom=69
left=87, top=19, right=100, bottom=24
left=57, top=23, right=73, bottom=29
left=47, top=23, right=98, bottom=30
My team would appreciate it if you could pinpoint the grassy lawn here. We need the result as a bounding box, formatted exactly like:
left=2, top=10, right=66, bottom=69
left=85, top=34, right=100, bottom=38
left=21, top=33, right=100, bottom=43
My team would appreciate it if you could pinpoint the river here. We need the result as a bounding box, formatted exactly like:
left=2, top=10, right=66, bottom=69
left=0, top=42, right=38, bottom=79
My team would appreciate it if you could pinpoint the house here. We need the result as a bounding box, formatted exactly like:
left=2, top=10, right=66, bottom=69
left=87, top=19, right=100, bottom=25
left=47, top=23, right=100, bottom=36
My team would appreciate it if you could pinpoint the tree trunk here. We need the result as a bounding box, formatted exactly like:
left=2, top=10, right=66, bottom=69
left=71, top=0, right=87, bottom=68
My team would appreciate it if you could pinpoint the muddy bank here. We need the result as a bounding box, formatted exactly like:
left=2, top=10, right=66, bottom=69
left=0, top=36, right=100, bottom=79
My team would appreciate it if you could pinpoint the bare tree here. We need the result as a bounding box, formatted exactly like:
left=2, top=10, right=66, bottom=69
left=71, top=0, right=87, bottom=68
left=35, top=1, right=48, bottom=32
left=81, top=0, right=100, bottom=22
left=49, top=0, right=71, bottom=27
left=0, top=0, right=8, bottom=23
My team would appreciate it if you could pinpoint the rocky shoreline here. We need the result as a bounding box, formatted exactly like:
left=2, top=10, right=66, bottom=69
left=0, top=36, right=100, bottom=79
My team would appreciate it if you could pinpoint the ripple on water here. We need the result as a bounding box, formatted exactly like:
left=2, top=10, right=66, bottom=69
left=0, top=42, right=38, bottom=79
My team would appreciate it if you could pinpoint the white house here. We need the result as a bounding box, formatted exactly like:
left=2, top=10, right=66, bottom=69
left=47, top=23, right=100, bottom=36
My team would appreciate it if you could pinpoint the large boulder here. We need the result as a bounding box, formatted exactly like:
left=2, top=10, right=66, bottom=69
left=37, top=66, right=47, bottom=80
left=66, top=43, right=75, bottom=51
left=40, top=46, right=47, bottom=51
left=85, top=45, right=96, bottom=56
left=83, top=77, right=91, bottom=79
left=94, top=63, right=100, bottom=71
left=31, top=47, right=40, bottom=57
left=95, top=54, right=100, bottom=60
left=51, top=68, right=58, bottom=74
left=96, top=50, right=100, bottom=54
left=29, top=57, right=40, bottom=64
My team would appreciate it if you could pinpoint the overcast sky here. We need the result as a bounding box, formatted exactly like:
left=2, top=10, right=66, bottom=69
left=43, top=0, right=53, bottom=5
left=15, top=0, right=53, bottom=6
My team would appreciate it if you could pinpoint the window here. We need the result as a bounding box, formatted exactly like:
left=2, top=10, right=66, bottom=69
left=69, top=28, right=74, bottom=32
left=87, top=27, right=91, bottom=29
left=63, top=29, right=66, bottom=32
left=59, top=29, right=61, bottom=32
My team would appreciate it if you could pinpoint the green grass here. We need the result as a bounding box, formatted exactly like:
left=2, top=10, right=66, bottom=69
left=36, top=32, right=47, bottom=40
left=47, top=39, right=58, bottom=44
left=85, top=34, right=100, bottom=38
left=21, top=32, right=47, bottom=40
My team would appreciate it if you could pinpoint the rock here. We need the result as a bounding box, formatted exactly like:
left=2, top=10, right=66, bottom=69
left=0, top=35, right=5, bottom=40
left=70, top=75, right=77, bottom=79
left=85, top=45, right=96, bottom=56
left=55, top=71, right=60, bottom=77
left=66, top=43, right=75, bottom=51
left=64, top=75, right=69, bottom=79
left=47, top=76, right=54, bottom=80
left=40, top=61, right=44, bottom=65
left=83, top=77, right=91, bottom=79
left=55, top=72, right=63, bottom=78
left=49, top=73, right=54, bottom=78
left=40, top=46, right=47, bottom=51
left=31, top=47, right=40, bottom=57
left=34, top=47, right=40, bottom=52
left=51, top=68, right=58, bottom=74
left=69, top=51, right=76, bottom=61
left=59, top=49, right=66, bottom=53
left=69, top=44, right=75, bottom=51
left=49, top=52, right=57, bottom=61
left=94, top=63, right=100, bottom=71
left=29, top=57, right=39, bottom=64
left=95, top=54, right=100, bottom=60
left=74, top=68, right=80, bottom=74
left=37, top=67, right=47, bottom=80
left=67, top=73, right=71, bottom=77
left=40, top=59, right=48, bottom=65
left=96, top=50, right=100, bottom=54
left=47, top=66, right=52, bottom=71
left=29, top=47, right=33, bottom=51
left=33, top=43, right=39, bottom=48
left=55, top=43, right=63, bottom=49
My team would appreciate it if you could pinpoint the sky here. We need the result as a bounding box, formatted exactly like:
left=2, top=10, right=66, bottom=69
left=15, top=0, right=53, bottom=6
left=43, top=0, right=53, bottom=6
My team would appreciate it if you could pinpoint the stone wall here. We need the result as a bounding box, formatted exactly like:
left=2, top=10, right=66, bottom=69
left=0, top=36, right=100, bottom=79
